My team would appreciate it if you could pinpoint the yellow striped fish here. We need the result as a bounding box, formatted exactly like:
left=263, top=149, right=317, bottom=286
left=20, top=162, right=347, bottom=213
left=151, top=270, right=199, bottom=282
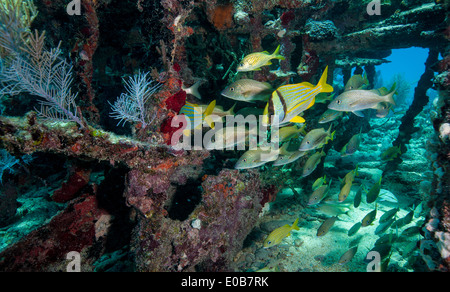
left=237, top=45, right=285, bottom=72
left=263, top=66, right=333, bottom=126
left=179, top=100, right=216, bottom=136
left=263, top=218, right=300, bottom=248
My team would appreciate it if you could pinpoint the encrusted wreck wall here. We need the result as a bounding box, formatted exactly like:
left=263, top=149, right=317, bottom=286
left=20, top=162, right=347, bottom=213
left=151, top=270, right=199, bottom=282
left=0, top=0, right=448, bottom=271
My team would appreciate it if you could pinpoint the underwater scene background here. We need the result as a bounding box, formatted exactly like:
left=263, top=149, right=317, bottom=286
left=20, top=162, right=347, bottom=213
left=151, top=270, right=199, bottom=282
left=0, top=0, right=448, bottom=272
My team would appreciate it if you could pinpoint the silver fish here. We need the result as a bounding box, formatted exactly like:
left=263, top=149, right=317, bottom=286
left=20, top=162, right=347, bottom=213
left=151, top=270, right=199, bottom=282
left=221, top=79, right=273, bottom=102
left=328, top=89, right=396, bottom=117
left=338, top=246, right=358, bottom=265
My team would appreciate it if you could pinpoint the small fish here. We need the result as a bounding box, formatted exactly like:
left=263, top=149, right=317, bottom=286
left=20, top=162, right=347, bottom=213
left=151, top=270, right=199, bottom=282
left=328, top=89, right=396, bottom=117
left=275, top=124, right=306, bottom=142
left=317, top=216, right=338, bottom=237
left=221, top=79, right=273, bottom=102
left=255, top=265, right=280, bottom=272
left=348, top=222, right=362, bottom=237
left=312, top=175, right=327, bottom=190
left=401, top=226, right=421, bottom=237
left=391, top=210, right=414, bottom=229
left=366, top=176, right=382, bottom=204
left=338, top=246, right=358, bottom=265
left=338, top=181, right=352, bottom=202
left=205, top=125, right=249, bottom=150
left=353, top=185, right=363, bottom=208
left=264, top=218, right=300, bottom=248
left=308, top=180, right=331, bottom=206
left=235, top=144, right=290, bottom=169
left=341, top=165, right=359, bottom=187
left=375, top=233, right=397, bottom=246
left=375, top=217, right=395, bottom=235
left=263, top=66, right=334, bottom=126
left=315, top=204, right=350, bottom=217
left=379, top=208, right=399, bottom=224
left=182, top=80, right=204, bottom=100
left=272, top=149, right=307, bottom=167
left=315, top=92, right=335, bottom=104
left=414, top=201, right=424, bottom=218
left=361, top=205, right=377, bottom=227
left=381, top=145, right=402, bottom=161
left=179, top=100, right=216, bottom=136
left=302, top=150, right=326, bottom=177
left=340, top=131, right=362, bottom=157
left=344, top=73, right=369, bottom=91
left=299, top=125, right=335, bottom=151
left=318, top=109, right=343, bottom=124
left=376, top=102, right=394, bottom=118
left=237, top=45, right=285, bottom=72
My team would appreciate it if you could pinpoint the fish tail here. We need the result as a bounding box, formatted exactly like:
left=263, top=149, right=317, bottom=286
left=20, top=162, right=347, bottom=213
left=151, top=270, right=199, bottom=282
left=316, top=66, right=334, bottom=93
left=186, top=80, right=203, bottom=100
left=226, top=103, right=236, bottom=116
left=271, top=45, right=285, bottom=60
left=384, top=90, right=396, bottom=106
left=291, top=218, right=300, bottom=231
left=203, top=100, right=216, bottom=129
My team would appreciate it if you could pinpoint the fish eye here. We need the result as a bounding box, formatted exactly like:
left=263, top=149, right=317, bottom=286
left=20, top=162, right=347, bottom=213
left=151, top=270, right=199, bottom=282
left=267, top=241, right=272, bottom=245
left=230, top=87, right=235, bottom=91
left=337, top=100, right=342, bottom=104
left=243, top=158, right=247, bottom=162
left=239, top=62, right=244, bottom=67
left=306, top=141, right=310, bottom=144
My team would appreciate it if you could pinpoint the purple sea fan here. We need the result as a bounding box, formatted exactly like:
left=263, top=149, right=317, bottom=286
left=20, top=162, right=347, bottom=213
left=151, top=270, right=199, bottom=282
left=110, top=72, right=162, bottom=128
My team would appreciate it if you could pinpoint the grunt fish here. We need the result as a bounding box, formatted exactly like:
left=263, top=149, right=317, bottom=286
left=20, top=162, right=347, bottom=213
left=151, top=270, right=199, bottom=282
left=312, top=175, right=327, bottom=190
left=381, top=145, right=402, bottom=161
left=317, top=216, right=338, bottom=237
left=308, top=180, right=331, bottom=206
left=264, top=218, right=300, bottom=248
left=375, top=217, right=395, bottom=235
left=315, top=92, right=335, bottom=104
left=344, top=73, right=369, bottom=91
left=340, top=131, right=362, bottom=157
left=348, top=222, right=362, bottom=237
left=237, top=45, right=285, bottom=72
left=328, top=89, right=396, bottom=117
left=361, top=205, right=377, bottom=227
left=302, top=150, right=326, bottom=178
left=235, top=144, right=290, bottom=169
left=353, top=184, right=363, bottom=208
left=338, top=181, right=352, bottom=202
left=221, top=79, right=273, bottom=102
left=263, top=66, right=334, bottom=126
left=275, top=124, right=306, bottom=142
left=318, top=109, right=343, bottom=124
left=379, top=207, right=399, bottom=224
left=299, top=125, right=335, bottom=151
left=315, top=203, right=350, bottom=217
left=366, top=176, right=382, bottom=204
left=338, top=246, right=358, bottom=265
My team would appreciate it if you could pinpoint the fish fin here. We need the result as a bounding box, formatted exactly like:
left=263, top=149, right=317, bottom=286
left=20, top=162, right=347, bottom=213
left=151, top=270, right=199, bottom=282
left=226, top=103, right=236, bottom=116
left=262, top=51, right=270, bottom=54
left=330, top=130, right=336, bottom=141
left=279, top=142, right=290, bottom=155
left=290, top=116, right=306, bottom=124
left=299, top=82, right=315, bottom=88
left=262, top=103, right=270, bottom=126
left=203, top=100, right=216, bottom=128
left=316, top=66, right=334, bottom=93
left=291, top=218, right=300, bottom=231
left=353, top=110, right=365, bottom=117
left=183, top=80, right=203, bottom=100
left=262, top=82, right=273, bottom=88
left=271, top=45, right=285, bottom=60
